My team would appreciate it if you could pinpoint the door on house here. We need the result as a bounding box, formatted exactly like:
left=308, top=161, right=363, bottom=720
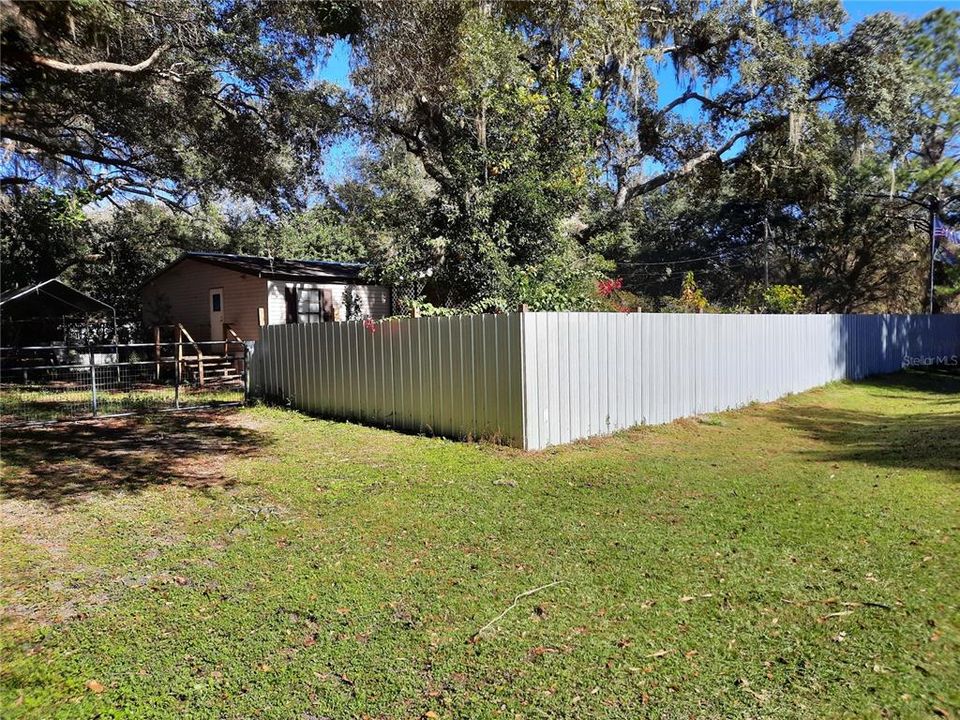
left=209, top=288, right=224, bottom=343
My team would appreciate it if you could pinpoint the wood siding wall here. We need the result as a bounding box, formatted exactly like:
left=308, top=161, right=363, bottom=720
left=266, top=281, right=391, bottom=325
left=141, top=259, right=268, bottom=342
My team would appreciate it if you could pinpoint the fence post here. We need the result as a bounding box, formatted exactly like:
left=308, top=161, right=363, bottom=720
left=175, top=325, right=184, bottom=376
left=175, top=326, right=183, bottom=409
left=242, top=343, right=249, bottom=404
left=89, top=343, right=99, bottom=416
left=153, top=325, right=161, bottom=381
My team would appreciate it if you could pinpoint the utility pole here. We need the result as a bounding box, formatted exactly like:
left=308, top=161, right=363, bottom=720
left=763, top=216, right=770, bottom=288
left=928, top=197, right=938, bottom=315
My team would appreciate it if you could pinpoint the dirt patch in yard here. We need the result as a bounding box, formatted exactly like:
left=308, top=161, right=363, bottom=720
left=1, top=409, right=272, bottom=631
left=0, top=409, right=272, bottom=507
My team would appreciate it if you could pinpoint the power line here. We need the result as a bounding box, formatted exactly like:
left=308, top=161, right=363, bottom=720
left=615, top=238, right=765, bottom=267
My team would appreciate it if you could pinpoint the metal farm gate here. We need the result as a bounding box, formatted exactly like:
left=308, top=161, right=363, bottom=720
left=0, top=330, right=248, bottom=426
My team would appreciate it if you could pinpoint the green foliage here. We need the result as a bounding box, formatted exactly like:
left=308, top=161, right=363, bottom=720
left=664, top=271, right=710, bottom=314
left=228, top=207, right=367, bottom=263
left=401, top=301, right=459, bottom=318
left=608, top=6, right=959, bottom=315
left=1, top=0, right=355, bottom=208
left=72, top=201, right=230, bottom=320
left=344, top=3, right=958, bottom=313
left=0, top=189, right=94, bottom=293
left=1, top=189, right=235, bottom=320
left=346, top=3, right=606, bottom=308
left=745, top=284, right=807, bottom=314
left=902, top=9, right=960, bottom=167
left=3, top=2, right=958, bottom=315
left=0, top=186, right=375, bottom=326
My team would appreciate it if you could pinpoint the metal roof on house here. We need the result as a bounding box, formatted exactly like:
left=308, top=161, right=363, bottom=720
left=0, top=278, right=115, bottom=320
left=171, top=251, right=369, bottom=282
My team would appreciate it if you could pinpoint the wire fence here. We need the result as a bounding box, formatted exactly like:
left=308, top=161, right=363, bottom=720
left=0, top=340, right=247, bottom=426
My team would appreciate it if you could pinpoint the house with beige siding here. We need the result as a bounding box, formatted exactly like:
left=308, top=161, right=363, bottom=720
left=142, top=252, right=391, bottom=343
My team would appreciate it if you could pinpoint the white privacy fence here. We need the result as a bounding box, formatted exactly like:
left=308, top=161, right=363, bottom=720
left=250, top=313, right=959, bottom=450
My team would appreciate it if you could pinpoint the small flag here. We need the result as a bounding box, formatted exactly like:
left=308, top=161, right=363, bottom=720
left=933, top=217, right=959, bottom=266
left=934, top=245, right=957, bottom=265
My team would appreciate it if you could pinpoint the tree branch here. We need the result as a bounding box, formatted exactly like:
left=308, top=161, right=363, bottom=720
left=659, top=88, right=765, bottom=119
left=2, top=130, right=151, bottom=174
left=617, top=115, right=789, bottom=208
left=659, top=91, right=724, bottom=116
left=27, top=45, right=169, bottom=74
left=382, top=118, right=456, bottom=192
left=0, top=175, right=40, bottom=186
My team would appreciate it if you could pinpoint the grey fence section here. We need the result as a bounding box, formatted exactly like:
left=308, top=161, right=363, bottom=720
left=253, top=314, right=524, bottom=445
left=250, top=312, right=959, bottom=450
left=521, top=313, right=960, bottom=449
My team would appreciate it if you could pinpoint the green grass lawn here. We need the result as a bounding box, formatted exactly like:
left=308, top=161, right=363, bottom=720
left=1, top=370, right=958, bottom=719
left=0, top=383, right=243, bottom=424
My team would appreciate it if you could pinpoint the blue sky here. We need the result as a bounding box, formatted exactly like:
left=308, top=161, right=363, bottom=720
left=314, top=41, right=355, bottom=184
left=845, top=0, right=958, bottom=21
left=316, top=0, right=960, bottom=185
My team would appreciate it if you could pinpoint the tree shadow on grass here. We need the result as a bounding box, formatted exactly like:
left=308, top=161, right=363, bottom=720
left=769, top=371, right=959, bottom=476
left=857, top=366, right=960, bottom=397
left=1, top=410, right=272, bottom=508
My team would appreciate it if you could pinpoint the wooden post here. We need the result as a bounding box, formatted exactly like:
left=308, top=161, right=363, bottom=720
left=89, top=343, right=99, bottom=416
left=241, top=342, right=249, bottom=404
left=175, top=324, right=184, bottom=385
left=518, top=303, right=529, bottom=313
left=153, top=325, right=161, bottom=381
left=410, top=305, right=421, bottom=319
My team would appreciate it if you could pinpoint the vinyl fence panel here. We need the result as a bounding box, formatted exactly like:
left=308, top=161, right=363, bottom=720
left=250, top=312, right=959, bottom=450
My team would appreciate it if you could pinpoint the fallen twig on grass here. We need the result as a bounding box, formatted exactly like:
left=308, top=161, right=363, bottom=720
left=782, top=598, right=894, bottom=611
left=470, top=580, right=563, bottom=642
left=859, top=601, right=892, bottom=610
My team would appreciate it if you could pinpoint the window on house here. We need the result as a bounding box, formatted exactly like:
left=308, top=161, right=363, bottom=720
left=297, top=289, right=322, bottom=323
left=285, top=286, right=335, bottom=324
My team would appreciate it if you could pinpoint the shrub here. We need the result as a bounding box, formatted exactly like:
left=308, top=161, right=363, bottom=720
left=744, top=283, right=806, bottom=314
left=661, top=271, right=710, bottom=313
